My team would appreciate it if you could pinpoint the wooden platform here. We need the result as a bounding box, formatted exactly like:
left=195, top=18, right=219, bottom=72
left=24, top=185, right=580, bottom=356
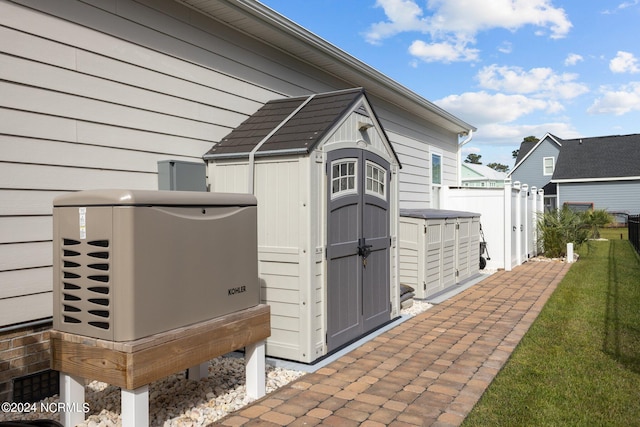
left=51, top=304, right=270, bottom=426
left=51, top=304, right=270, bottom=390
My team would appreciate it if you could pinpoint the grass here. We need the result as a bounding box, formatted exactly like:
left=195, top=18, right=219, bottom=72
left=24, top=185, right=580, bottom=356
left=463, top=228, right=640, bottom=427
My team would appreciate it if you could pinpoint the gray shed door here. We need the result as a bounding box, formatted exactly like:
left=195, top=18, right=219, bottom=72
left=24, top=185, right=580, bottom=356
left=326, top=148, right=391, bottom=352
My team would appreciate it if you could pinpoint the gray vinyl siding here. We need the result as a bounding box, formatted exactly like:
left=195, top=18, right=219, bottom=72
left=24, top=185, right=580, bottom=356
left=558, top=181, right=640, bottom=214
left=1, top=0, right=462, bottom=326
left=510, top=137, right=560, bottom=190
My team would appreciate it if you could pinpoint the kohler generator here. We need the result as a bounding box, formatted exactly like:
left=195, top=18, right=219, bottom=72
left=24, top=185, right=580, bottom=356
left=52, top=189, right=259, bottom=341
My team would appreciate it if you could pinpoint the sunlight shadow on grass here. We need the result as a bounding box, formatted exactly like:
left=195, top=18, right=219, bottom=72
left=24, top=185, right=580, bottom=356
left=603, top=240, right=640, bottom=374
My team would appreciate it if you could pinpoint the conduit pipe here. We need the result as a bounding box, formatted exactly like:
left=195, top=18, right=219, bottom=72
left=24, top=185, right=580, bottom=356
left=457, top=129, right=474, bottom=186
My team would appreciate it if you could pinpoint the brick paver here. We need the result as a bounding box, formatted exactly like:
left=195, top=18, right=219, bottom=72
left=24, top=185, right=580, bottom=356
left=214, top=260, right=570, bottom=426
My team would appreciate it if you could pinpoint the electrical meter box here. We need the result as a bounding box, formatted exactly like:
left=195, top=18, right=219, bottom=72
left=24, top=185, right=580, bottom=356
left=52, top=189, right=259, bottom=341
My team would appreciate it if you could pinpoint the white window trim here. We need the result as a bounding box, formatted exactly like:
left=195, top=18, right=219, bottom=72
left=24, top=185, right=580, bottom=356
left=365, top=160, right=387, bottom=200
left=330, top=158, right=358, bottom=199
left=543, top=156, right=555, bottom=176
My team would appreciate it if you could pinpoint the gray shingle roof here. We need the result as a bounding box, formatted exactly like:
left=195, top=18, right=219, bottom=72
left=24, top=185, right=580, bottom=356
left=204, top=88, right=377, bottom=159
left=552, top=134, right=640, bottom=181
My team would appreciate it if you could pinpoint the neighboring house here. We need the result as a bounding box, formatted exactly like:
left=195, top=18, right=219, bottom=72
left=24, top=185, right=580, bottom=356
left=0, top=0, right=474, bottom=400
left=461, top=163, right=507, bottom=188
left=509, top=133, right=640, bottom=214
left=508, top=133, right=562, bottom=211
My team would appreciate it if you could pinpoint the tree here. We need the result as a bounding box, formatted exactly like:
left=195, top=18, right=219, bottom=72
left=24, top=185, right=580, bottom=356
left=513, top=135, right=539, bottom=161
left=464, top=153, right=482, bottom=164
left=486, top=162, right=509, bottom=173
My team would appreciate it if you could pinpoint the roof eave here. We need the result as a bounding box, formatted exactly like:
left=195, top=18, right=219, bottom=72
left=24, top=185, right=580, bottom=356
left=175, top=0, right=475, bottom=135
left=552, top=176, right=640, bottom=183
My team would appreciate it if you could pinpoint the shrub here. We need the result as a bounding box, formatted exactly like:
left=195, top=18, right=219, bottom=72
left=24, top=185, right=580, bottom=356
left=583, top=209, right=613, bottom=239
left=537, top=207, right=590, bottom=257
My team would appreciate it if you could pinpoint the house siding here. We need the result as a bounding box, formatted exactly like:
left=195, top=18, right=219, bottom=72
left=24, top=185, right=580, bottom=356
left=510, top=137, right=560, bottom=189
left=559, top=180, right=640, bottom=214
left=1, top=0, right=268, bottom=328
left=1, top=0, right=467, bottom=397
left=1, top=0, right=463, bottom=329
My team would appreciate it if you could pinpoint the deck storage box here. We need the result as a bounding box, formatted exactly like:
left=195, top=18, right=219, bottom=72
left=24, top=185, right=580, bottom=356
left=400, top=209, right=480, bottom=299
left=52, top=189, right=258, bottom=341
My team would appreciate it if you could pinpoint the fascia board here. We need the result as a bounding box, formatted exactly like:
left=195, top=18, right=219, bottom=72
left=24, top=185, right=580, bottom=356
left=552, top=176, right=640, bottom=183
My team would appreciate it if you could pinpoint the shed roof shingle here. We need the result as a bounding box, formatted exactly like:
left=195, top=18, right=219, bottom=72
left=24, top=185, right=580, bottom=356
left=204, top=88, right=396, bottom=160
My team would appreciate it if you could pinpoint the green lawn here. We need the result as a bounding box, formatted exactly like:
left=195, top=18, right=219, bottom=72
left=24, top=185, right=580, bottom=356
left=463, top=229, right=640, bottom=426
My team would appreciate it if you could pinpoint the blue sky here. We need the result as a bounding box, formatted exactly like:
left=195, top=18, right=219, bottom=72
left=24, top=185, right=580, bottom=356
left=259, top=0, right=640, bottom=169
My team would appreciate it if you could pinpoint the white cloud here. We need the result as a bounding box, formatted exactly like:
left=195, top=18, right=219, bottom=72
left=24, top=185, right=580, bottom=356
left=461, top=145, right=481, bottom=157
left=408, top=40, right=479, bottom=63
left=588, top=82, right=640, bottom=115
left=609, top=51, right=640, bottom=73
left=564, top=53, right=583, bottom=66
left=474, top=122, right=579, bottom=144
left=476, top=65, right=589, bottom=99
left=434, top=91, right=551, bottom=125
left=498, top=41, right=513, bottom=54
left=365, top=0, right=572, bottom=62
left=602, top=0, right=639, bottom=14
left=365, top=0, right=428, bottom=44
left=423, top=0, right=572, bottom=39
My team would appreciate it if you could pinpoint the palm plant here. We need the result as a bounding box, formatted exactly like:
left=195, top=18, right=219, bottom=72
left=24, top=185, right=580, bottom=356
left=537, top=206, right=590, bottom=258
left=582, top=209, right=613, bottom=239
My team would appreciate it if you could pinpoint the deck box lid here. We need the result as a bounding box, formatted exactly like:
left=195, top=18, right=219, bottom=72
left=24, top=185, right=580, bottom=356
left=400, top=208, right=480, bottom=219
left=53, top=189, right=257, bottom=207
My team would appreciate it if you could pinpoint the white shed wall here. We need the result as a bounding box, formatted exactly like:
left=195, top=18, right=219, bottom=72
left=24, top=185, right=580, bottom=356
left=209, top=156, right=320, bottom=361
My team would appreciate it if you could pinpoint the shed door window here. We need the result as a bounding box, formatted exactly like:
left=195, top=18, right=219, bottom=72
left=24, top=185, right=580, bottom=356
left=543, top=157, right=555, bottom=176
left=331, top=159, right=357, bottom=198
left=366, top=161, right=386, bottom=199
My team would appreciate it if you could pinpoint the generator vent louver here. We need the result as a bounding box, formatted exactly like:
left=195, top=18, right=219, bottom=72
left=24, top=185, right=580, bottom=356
left=60, top=238, right=111, bottom=332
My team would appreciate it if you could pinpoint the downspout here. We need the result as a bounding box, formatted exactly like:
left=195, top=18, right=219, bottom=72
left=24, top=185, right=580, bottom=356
left=457, top=129, right=474, bottom=187
left=247, top=94, right=316, bottom=194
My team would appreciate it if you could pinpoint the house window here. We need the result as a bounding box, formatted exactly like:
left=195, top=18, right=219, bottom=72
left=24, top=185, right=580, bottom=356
left=431, top=154, right=442, bottom=185
left=431, top=153, right=442, bottom=208
left=543, top=157, right=555, bottom=176
left=366, top=161, right=386, bottom=199
left=331, top=159, right=357, bottom=198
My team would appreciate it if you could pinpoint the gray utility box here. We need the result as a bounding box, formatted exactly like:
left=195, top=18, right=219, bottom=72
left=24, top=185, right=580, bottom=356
left=53, top=189, right=258, bottom=341
left=158, top=160, right=207, bottom=192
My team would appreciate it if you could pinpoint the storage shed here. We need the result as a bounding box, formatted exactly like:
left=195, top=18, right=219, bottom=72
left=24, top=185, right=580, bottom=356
left=399, top=209, right=480, bottom=300
left=204, top=88, right=401, bottom=363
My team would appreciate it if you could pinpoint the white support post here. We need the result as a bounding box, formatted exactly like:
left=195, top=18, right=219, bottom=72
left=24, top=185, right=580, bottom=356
left=567, top=243, right=574, bottom=263
left=514, top=181, right=522, bottom=266
left=121, top=385, right=149, bottom=427
left=245, top=340, right=266, bottom=399
left=522, top=183, right=529, bottom=262
left=504, top=179, right=513, bottom=271
left=188, top=362, right=209, bottom=381
left=59, top=372, right=86, bottom=427
left=536, top=188, right=544, bottom=256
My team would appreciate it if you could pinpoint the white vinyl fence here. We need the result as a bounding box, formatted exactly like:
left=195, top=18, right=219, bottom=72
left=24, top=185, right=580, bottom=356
left=443, top=179, right=543, bottom=271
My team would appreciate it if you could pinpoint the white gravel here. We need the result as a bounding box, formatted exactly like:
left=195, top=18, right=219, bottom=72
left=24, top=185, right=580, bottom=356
left=0, top=357, right=304, bottom=426
left=1, top=299, right=433, bottom=426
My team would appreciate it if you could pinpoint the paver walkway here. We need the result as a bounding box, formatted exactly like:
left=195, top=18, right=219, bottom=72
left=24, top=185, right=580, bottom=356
left=215, top=260, right=571, bottom=427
